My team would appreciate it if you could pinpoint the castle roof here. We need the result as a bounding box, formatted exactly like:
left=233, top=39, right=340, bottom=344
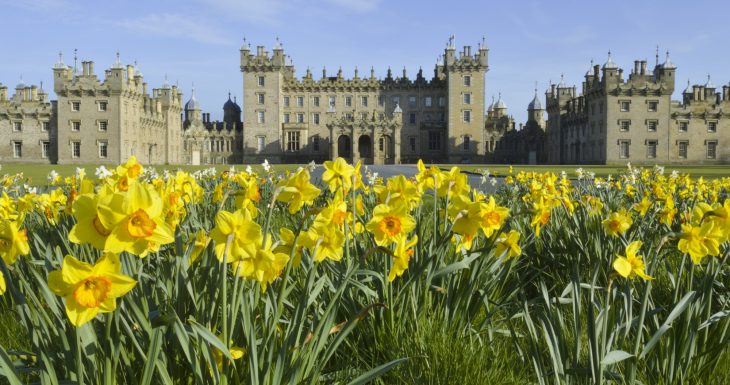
left=528, top=91, right=542, bottom=110
left=223, top=93, right=241, bottom=112
left=494, top=93, right=507, bottom=109
left=683, top=80, right=692, bottom=94
left=705, top=75, right=715, bottom=88
left=185, top=88, right=201, bottom=111
left=662, top=51, right=676, bottom=69
left=603, top=51, right=618, bottom=69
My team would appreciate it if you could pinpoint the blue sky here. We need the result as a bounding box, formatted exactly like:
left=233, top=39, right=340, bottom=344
left=0, top=0, right=727, bottom=121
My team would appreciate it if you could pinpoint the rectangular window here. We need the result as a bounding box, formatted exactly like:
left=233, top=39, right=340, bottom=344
left=41, top=141, right=49, bottom=158
left=313, top=113, right=320, bottom=125
left=646, top=140, right=657, bottom=159
left=72, top=121, right=81, bottom=131
left=438, top=96, right=446, bottom=107
left=409, top=113, right=416, bottom=125
left=361, top=112, right=368, bottom=121
left=257, top=111, right=265, bottom=124
left=463, top=93, right=471, bottom=104
left=72, top=141, right=81, bottom=158
left=257, top=93, right=265, bottom=104
left=361, top=96, right=368, bottom=107
left=297, top=113, right=304, bottom=123
left=392, top=96, right=400, bottom=107
left=297, top=96, right=304, bottom=107
left=619, top=140, right=630, bottom=159
left=345, top=113, right=353, bottom=121
left=13, top=121, right=22, bottom=132
left=707, top=140, right=717, bottom=159
left=708, top=121, right=717, bottom=133
left=408, top=96, right=417, bottom=108
left=286, top=131, right=300, bottom=151
left=313, top=96, right=320, bottom=107
left=257, top=136, right=265, bottom=152
left=283, top=96, right=290, bottom=107
left=463, top=75, right=471, bottom=86
left=345, top=96, right=352, bottom=107
left=648, top=101, right=658, bottom=112
left=98, top=120, right=108, bottom=132
left=12, top=141, right=22, bottom=158
left=72, top=101, right=80, bottom=111
left=679, top=121, right=688, bottom=132
left=409, top=136, right=417, bottom=152
left=425, top=96, right=432, bottom=107
left=463, top=136, right=470, bottom=150
left=313, top=135, right=320, bottom=152
left=620, top=100, right=630, bottom=112
left=258, top=76, right=265, bottom=86
left=647, top=120, right=658, bottom=132
left=99, top=141, right=108, bottom=158
left=98, top=101, right=108, bottom=111
left=428, top=131, right=441, bottom=150
left=283, top=113, right=290, bottom=123
left=378, top=95, right=385, bottom=107
left=328, top=96, right=336, bottom=107
left=619, top=120, right=630, bottom=132
left=463, top=110, right=471, bottom=123
left=41, top=121, right=49, bottom=132
left=678, top=141, right=688, bottom=159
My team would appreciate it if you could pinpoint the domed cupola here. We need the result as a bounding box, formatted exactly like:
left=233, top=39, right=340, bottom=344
left=223, top=93, right=242, bottom=125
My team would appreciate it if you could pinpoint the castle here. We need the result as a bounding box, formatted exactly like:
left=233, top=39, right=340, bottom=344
left=1, top=41, right=728, bottom=166
left=546, top=52, right=729, bottom=164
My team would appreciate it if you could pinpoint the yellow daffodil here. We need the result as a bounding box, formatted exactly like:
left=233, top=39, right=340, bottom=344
left=678, top=222, right=724, bottom=264
left=48, top=253, right=136, bottom=327
left=231, top=237, right=289, bottom=292
left=302, top=217, right=346, bottom=263
left=116, top=156, right=143, bottom=180
left=97, top=182, right=175, bottom=257
left=531, top=198, right=551, bottom=238
left=633, top=195, right=652, bottom=216
left=276, top=168, right=321, bottom=214
left=495, top=230, right=521, bottom=260
left=376, top=175, right=422, bottom=209
left=437, top=167, right=470, bottom=198
left=0, top=269, right=6, bottom=296
left=69, top=189, right=114, bottom=251
left=613, top=241, right=652, bottom=280
left=189, top=230, right=210, bottom=265
left=415, top=159, right=444, bottom=192
left=209, top=209, right=262, bottom=263
left=365, top=203, right=416, bottom=246
left=212, top=335, right=245, bottom=371
left=322, top=157, right=355, bottom=193
left=478, top=196, right=510, bottom=237
left=273, top=228, right=304, bottom=267
left=658, top=197, right=677, bottom=226
left=389, top=235, right=417, bottom=282
left=0, top=219, right=30, bottom=266
left=602, top=210, right=633, bottom=237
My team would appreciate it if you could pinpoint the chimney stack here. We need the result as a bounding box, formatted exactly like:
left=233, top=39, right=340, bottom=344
left=640, top=61, right=647, bottom=75
left=634, top=60, right=640, bottom=74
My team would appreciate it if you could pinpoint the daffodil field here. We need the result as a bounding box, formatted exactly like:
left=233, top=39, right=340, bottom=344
left=1, top=157, right=729, bottom=384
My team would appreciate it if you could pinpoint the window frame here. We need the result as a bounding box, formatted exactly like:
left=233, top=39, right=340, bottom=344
left=707, top=140, right=718, bottom=159
left=98, top=101, right=108, bottom=112
left=620, top=100, right=630, bottom=112
left=463, top=110, right=471, bottom=123
left=98, top=141, right=108, bottom=158
left=12, top=141, right=22, bottom=158
left=678, top=140, right=688, bottom=159
left=71, top=101, right=81, bottom=112
left=72, top=141, right=81, bottom=158
left=646, top=140, right=657, bottom=159
left=41, top=140, right=49, bottom=159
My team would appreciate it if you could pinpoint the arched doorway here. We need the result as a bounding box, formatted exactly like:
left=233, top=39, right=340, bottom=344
left=337, top=135, right=351, bottom=158
left=358, top=135, right=372, bottom=160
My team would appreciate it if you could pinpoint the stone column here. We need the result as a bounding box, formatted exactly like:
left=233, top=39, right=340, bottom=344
left=352, top=128, right=359, bottom=165
left=329, top=125, right=337, bottom=160
left=394, top=124, right=402, bottom=164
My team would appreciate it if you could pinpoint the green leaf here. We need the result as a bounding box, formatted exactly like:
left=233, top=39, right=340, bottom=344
left=601, top=350, right=633, bottom=366
left=0, top=346, right=23, bottom=385
left=345, top=357, right=409, bottom=385
left=189, top=321, right=233, bottom=362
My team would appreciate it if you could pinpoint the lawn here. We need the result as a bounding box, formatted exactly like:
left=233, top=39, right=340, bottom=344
left=442, top=164, right=730, bottom=179
left=0, top=163, right=303, bottom=186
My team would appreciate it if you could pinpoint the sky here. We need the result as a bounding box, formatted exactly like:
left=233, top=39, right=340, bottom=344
left=0, top=0, right=727, bottom=121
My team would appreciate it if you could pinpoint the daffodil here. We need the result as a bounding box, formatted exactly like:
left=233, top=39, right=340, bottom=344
left=678, top=222, right=724, bottom=264
left=209, top=209, right=262, bottom=263
left=602, top=210, right=633, bottom=237
left=0, top=219, right=30, bottom=266
left=69, top=188, right=114, bottom=251
left=276, top=168, right=321, bottom=214
left=97, top=182, right=175, bottom=257
left=415, top=159, right=444, bottom=192
left=302, top=211, right=346, bottom=263
left=613, top=241, right=652, bottom=280
left=365, top=203, right=416, bottom=246
left=389, top=235, right=417, bottom=282
left=189, top=230, right=210, bottom=265
left=531, top=198, right=551, bottom=238
left=212, top=335, right=245, bottom=371
left=322, top=157, right=355, bottom=193
left=273, top=228, right=304, bottom=267
left=0, top=269, right=6, bottom=296
left=495, top=230, right=521, bottom=260
left=232, top=237, right=289, bottom=292
left=48, top=253, right=137, bottom=326
left=632, top=195, right=652, bottom=216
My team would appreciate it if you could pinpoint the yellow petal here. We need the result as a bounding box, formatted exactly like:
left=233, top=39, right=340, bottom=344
left=613, top=257, right=632, bottom=278
left=92, top=253, right=122, bottom=275
left=65, top=295, right=99, bottom=327
left=62, top=255, right=92, bottom=285
left=48, top=270, right=71, bottom=296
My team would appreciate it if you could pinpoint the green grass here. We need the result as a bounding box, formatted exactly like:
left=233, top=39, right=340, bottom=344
left=444, top=164, right=730, bottom=179
left=0, top=164, right=304, bottom=186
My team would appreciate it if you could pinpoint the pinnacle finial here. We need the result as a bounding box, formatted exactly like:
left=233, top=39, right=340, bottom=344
left=656, top=44, right=660, bottom=66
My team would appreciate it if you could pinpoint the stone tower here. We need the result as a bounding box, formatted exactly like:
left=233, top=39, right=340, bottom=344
left=442, top=37, right=489, bottom=163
